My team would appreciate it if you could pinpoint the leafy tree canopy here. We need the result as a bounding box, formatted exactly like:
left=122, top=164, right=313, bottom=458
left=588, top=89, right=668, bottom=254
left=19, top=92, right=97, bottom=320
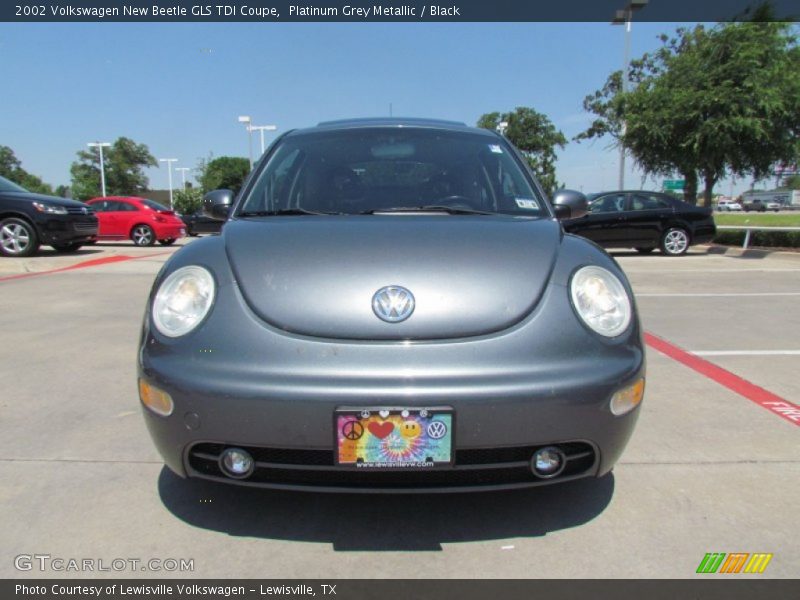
left=198, top=156, right=250, bottom=194
left=477, top=107, right=567, bottom=196
left=70, top=137, right=157, bottom=200
left=576, top=16, right=800, bottom=206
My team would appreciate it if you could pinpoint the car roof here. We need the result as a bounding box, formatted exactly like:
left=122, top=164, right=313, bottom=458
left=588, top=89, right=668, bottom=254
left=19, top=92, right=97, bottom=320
left=288, top=117, right=496, bottom=138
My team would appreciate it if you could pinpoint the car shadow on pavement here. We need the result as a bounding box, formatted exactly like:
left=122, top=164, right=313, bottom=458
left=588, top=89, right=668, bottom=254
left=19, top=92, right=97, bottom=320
left=33, top=248, right=104, bottom=257
left=157, top=467, right=614, bottom=551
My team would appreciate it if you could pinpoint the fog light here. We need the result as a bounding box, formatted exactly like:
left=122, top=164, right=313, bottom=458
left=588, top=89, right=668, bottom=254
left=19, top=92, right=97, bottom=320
left=610, top=378, right=645, bottom=416
left=531, top=446, right=566, bottom=478
left=219, top=448, right=254, bottom=479
left=138, top=379, right=174, bottom=417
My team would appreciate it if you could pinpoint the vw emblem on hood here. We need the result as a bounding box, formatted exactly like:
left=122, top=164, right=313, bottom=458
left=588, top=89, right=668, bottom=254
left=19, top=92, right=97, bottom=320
left=372, top=286, right=415, bottom=323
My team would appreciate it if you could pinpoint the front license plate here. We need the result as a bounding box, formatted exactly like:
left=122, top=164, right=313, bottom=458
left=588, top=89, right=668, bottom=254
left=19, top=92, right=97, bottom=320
left=335, top=407, right=453, bottom=469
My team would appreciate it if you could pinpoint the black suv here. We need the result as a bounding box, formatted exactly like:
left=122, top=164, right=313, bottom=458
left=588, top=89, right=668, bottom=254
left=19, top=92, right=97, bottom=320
left=0, top=175, right=98, bottom=257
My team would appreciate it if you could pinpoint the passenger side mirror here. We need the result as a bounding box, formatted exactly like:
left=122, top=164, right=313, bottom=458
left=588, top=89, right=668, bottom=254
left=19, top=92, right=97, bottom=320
left=552, top=189, right=588, bottom=220
left=203, top=189, right=234, bottom=220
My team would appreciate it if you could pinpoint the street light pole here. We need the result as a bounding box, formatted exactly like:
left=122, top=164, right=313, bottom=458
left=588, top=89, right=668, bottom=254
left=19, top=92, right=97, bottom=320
left=238, top=115, right=253, bottom=168
left=87, top=142, right=111, bottom=196
left=612, top=0, right=647, bottom=190
left=175, top=167, right=191, bottom=189
left=249, top=124, right=278, bottom=156
left=159, top=158, right=178, bottom=208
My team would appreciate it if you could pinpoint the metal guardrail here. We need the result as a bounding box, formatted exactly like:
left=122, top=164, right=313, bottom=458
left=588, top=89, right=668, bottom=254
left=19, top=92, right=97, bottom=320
left=716, top=225, right=800, bottom=249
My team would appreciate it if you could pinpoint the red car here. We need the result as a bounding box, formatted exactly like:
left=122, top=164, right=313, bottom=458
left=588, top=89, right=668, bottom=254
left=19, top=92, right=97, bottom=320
left=86, top=196, right=186, bottom=246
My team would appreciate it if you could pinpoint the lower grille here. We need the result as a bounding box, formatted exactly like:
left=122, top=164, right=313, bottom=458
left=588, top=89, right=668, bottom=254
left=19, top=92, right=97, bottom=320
left=74, top=222, right=98, bottom=232
left=187, top=441, right=597, bottom=490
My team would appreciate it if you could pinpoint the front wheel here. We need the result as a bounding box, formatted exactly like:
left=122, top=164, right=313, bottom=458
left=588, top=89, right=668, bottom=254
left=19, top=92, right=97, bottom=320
left=661, top=227, right=690, bottom=256
left=0, top=218, right=40, bottom=257
left=131, top=225, right=156, bottom=246
left=158, top=238, right=176, bottom=246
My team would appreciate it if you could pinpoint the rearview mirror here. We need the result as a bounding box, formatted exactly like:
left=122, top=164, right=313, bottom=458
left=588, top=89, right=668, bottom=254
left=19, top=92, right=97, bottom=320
left=203, top=189, right=234, bottom=220
left=552, top=189, right=588, bottom=220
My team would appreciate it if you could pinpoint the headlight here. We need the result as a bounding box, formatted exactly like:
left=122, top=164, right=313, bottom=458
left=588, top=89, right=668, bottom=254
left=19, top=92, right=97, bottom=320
left=570, top=265, right=632, bottom=337
left=152, top=266, right=215, bottom=337
left=32, top=202, right=68, bottom=214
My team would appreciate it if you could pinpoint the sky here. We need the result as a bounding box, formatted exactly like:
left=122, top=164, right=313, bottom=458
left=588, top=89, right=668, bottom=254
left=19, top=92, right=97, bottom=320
left=0, top=21, right=759, bottom=196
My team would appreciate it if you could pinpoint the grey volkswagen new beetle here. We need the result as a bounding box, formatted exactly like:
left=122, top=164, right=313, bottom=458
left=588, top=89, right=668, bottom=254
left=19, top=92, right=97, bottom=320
left=138, top=118, right=645, bottom=492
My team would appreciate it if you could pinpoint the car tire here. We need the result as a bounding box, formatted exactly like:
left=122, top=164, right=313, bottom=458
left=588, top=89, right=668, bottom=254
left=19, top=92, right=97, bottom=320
left=52, top=243, right=83, bottom=253
left=131, top=224, right=156, bottom=246
left=660, top=227, right=690, bottom=256
left=0, top=217, right=40, bottom=257
left=635, top=247, right=655, bottom=254
left=159, top=238, right=176, bottom=246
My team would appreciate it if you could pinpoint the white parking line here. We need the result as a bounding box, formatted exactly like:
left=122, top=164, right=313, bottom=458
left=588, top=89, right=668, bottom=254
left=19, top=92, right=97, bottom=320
left=637, top=292, right=800, bottom=297
left=690, top=350, right=800, bottom=356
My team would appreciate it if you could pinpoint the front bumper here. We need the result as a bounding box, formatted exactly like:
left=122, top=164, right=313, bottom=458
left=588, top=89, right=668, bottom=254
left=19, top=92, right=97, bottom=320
left=36, top=214, right=98, bottom=245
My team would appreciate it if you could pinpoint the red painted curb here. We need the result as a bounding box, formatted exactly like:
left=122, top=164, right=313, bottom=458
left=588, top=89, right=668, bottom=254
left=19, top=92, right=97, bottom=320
left=0, top=252, right=170, bottom=282
left=645, top=332, right=800, bottom=427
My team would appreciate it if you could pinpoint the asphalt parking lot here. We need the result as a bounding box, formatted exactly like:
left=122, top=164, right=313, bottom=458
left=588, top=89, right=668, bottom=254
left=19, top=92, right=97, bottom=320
left=0, top=239, right=797, bottom=579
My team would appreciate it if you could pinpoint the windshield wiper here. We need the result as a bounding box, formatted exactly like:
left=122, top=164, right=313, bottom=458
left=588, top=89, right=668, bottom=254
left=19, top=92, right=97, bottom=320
left=239, top=208, right=343, bottom=217
left=360, top=205, right=496, bottom=215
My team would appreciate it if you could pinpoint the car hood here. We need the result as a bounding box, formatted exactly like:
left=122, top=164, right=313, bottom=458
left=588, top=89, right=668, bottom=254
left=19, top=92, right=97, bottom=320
left=223, top=215, right=561, bottom=340
left=0, top=191, right=90, bottom=209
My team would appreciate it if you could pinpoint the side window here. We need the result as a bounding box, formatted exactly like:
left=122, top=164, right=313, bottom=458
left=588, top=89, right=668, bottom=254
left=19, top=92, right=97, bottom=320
left=631, top=194, right=670, bottom=210
left=590, top=194, right=625, bottom=213
left=105, top=201, right=121, bottom=212
left=118, top=202, right=138, bottom=212
left=90, top=201, right=105, bottom=212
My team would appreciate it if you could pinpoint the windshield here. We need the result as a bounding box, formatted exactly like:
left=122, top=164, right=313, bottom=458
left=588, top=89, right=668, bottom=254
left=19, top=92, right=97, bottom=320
left=240, top=128, right=545, bottom=216
left=141, top=199, right=170, bottom=211
left=0, top=175, right=29, bottom=193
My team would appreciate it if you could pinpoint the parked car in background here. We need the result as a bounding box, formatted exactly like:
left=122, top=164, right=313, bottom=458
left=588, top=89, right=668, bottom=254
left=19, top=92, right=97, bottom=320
left=181, top=208, right=224, bottom=236
left=563, top=190, right=716, bottom=256
left=743, top=198, right=781, bottom=212
left=0, top=175, right=97, bottom=257
left=86, top=196, right=186, bottom=246
left=138, top=118, right=645, bottom=492
left=716, top=199, right=743, bottom=212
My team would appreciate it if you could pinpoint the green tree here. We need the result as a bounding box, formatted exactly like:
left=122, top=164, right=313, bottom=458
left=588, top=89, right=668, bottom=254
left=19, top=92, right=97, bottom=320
left=172, top=187, right=203, bottom=215
left=199, top=156, right=250, bottom=194
left=477, top=107, right=567, bottom=195
left=577, top=18, right=800, bottom=206
left=0, top=145, right=54, bottom=194
left=70, top=137, right=157, bottom=200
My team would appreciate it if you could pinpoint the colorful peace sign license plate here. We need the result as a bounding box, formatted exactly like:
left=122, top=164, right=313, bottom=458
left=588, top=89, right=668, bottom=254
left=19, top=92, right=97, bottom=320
left=335, top=407, right=454, bottom=469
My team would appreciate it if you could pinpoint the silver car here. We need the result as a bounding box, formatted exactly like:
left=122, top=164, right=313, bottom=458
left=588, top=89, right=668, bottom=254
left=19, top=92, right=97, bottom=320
left=138, top=118, right=645, bottom=492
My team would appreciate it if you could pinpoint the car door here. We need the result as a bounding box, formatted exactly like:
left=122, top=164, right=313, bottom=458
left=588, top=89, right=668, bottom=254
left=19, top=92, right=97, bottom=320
left=100, top=201, right=127, bottom=237
left=565, top=192, right=628, bottom=246
left=116, top=201, right=141, bottom=238
left=625, top=192, right=674, bottom=247
left=88, top=200, right=113, bottom=237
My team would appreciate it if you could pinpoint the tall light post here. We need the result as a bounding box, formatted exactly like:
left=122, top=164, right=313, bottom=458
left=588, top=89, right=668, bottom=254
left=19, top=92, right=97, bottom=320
left=238, top=115, right=253, bottom=168
left=87, top=142, right=111, bottom=196
left=175, top=167, right=191, bottom=189
left=612, top=0, right=648, bottom=190
left=159, top=158, right=178, bottom=208
left=248, top=124, right=278, bottom=156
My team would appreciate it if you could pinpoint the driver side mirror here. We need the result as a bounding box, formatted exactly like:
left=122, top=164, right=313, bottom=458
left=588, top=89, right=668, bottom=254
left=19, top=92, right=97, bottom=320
left=203, top=189, right=234, bottom=221
left=552, top=189, right=588, bottom=220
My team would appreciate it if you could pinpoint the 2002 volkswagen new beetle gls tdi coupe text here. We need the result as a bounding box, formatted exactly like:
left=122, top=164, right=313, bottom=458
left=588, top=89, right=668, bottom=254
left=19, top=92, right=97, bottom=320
left=138, top=118, right=645, bottom=492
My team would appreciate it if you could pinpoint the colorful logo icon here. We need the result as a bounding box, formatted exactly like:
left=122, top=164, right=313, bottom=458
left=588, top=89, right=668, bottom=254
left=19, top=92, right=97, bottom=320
left=696, top=553, right=773, bottom=574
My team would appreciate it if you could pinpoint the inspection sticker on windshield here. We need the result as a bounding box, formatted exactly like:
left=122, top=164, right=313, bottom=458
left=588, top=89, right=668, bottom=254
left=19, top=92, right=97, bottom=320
left=515, top=198, right=538, bottom=209
left=489, top=144, right=504, bottom=154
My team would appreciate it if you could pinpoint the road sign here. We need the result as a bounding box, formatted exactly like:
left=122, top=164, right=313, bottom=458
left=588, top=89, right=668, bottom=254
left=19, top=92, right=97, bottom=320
left=663, top=179, right=685, bottom=191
